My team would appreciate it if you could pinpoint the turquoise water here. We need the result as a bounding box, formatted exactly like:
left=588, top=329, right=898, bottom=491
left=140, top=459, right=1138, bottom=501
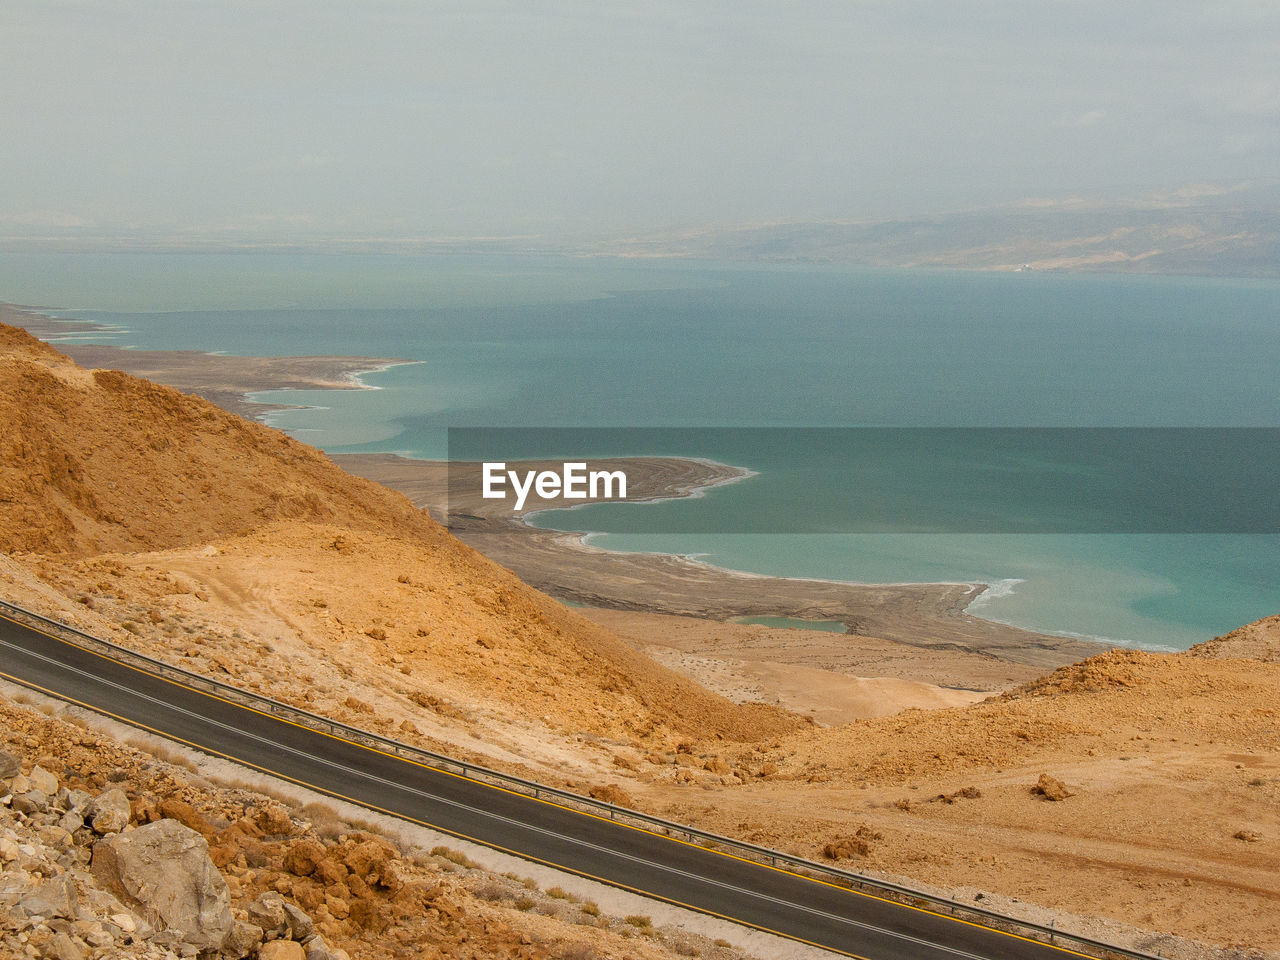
left=3, top=251, right=1278, bottom=649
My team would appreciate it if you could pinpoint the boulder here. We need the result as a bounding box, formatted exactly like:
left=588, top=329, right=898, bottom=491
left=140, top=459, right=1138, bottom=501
left=88, top=789, right=132, bottom=834
left=90, top=819, right=232, bottom=952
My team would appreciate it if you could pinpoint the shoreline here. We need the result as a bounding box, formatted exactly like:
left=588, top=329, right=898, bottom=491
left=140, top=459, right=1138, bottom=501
left=342, top=452, right=1099, bottom=671
left=0, top=302, right=410, bottom=420
left=3, top=300, right=1099, bottom=677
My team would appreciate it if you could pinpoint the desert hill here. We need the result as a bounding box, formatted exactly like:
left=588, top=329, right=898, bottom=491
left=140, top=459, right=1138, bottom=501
left=0, top=322, right=801, bottom=745
left=1188, top=614, right=1280, bottom=663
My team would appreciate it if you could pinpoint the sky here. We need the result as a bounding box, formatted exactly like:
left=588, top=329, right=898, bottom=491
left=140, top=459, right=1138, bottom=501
left=2, top=1, right=1278, bottom=242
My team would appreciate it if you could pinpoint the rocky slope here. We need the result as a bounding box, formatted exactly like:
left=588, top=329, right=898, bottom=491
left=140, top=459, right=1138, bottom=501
left=0, top=691, right=763, bottom=960
left=0, top=322, right=800, bottom=746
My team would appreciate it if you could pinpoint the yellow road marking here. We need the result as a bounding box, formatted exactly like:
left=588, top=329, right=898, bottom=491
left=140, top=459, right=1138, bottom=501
left=1, top=611, right=1094, bottom=958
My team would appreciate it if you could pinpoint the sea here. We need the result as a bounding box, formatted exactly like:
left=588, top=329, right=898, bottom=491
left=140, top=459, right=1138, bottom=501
left=2, top=250, right=1277, bottom=651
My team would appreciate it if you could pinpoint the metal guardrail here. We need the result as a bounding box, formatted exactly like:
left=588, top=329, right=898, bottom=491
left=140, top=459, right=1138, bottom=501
left=0, top=597, right=1163, bottom=960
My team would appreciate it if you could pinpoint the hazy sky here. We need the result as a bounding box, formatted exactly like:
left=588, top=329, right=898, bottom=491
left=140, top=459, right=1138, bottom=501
left=3, top=1, right=1278, bottom=240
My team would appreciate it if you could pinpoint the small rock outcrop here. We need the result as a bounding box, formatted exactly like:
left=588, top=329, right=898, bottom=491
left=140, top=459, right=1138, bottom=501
left=822, top=825, right=882, bottom=860
left=1030, top=773, right=1074, bottom=801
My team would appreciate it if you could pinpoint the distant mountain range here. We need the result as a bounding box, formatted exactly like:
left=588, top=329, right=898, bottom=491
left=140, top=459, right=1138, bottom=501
left=599, top=183, right=1280, bottom=278
left=6, top=182, right=1278, bottom=279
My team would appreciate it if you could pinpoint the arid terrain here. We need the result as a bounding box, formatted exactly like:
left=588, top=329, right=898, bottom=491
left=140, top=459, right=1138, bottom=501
left=0, top=686, right=778, bottom=960
left=1, top=311, right=1278, bottom=958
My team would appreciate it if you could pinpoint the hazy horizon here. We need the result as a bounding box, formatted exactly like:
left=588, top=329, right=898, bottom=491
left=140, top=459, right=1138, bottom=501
left=4, top=2, right=1279, bottom=244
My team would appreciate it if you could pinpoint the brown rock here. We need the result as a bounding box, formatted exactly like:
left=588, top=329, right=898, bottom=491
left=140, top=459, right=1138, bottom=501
left=158, top=798, right=214, bottom=838
left=293, top=883, right=325, bottom=913
left=130, top=797, right=160, bottom=824
left=284, top=839, right=326, bottom=877
left=247, top=891, right=290, bottom=940
left=209, top=842, right=239, bottom=869
left=373, top=858, right=405, bottom=893
left=1031, top=773, right=1074, bottom=801
left=392, top=881, right=443, bottom=909
left=29, top=764, right=59, bottom=795
left=259, top=941, right=306, bottom=960
left=822, top=825, right=882, bottom=860
left=88, top=788, right=131, bottom=834
left=588, top=783, right=634, bottom=807
left=226, top=817, right=265, bottom=841
left=256, top=805, right=296, bottom=837
left=931, top=786, right=983, bottom=804
left=302, top=934, right=344, bottom=960
left=345, top=873, right=371, bottom=899
left=222, top=919, right=265, bottom=959
left=341, top=837, right=396, bottom=881
left=41, top=932, right=85, bottom=960
left=348, top=898, right=389, bottom=934
left=313, top=858, right=347, bottom=887
left=0, top=749, right=20, bottom=780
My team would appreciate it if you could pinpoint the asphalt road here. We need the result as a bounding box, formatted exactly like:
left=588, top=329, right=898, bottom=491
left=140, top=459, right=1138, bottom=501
left=0, top=611, right=1092, bottom=960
